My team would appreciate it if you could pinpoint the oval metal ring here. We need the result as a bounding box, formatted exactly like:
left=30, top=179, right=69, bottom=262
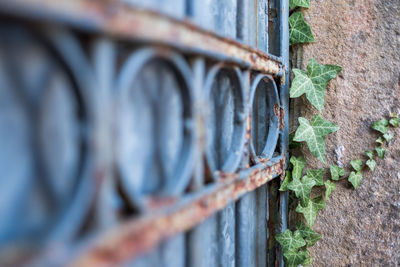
left=40, top=28, right=96, bottom=242
left=248, top=74, right=280, bottom=163
left=116, top=48, right=195, bottom=211
left=204, top=64, right=246, bottom=177
left=0, top=26, right=95, bottom=244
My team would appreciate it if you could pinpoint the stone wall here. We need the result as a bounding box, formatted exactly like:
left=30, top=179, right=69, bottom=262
left=289, top=0, right=400, bottom=266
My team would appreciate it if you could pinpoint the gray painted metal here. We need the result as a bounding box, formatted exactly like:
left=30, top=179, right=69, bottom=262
left=0, top=0, right=289, bottom=266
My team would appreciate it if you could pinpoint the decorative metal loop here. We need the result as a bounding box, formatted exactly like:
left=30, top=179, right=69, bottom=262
left=115, top=48, right=195, bottom=211
left=204, top=64, right=246, bottom=176
left=249, top=74, right=280, bottom=163
left=0, top=25, right=94, bottom=246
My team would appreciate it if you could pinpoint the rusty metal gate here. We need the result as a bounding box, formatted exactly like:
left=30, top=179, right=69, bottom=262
left=0, top=0, right=289, bottom=266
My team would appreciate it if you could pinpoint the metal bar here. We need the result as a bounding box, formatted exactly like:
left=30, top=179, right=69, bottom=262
left=70, top=158, right=284, bottom=267
left=278, top=0, right=290, bottom=266
left=0, top=0, right=283, bottom=76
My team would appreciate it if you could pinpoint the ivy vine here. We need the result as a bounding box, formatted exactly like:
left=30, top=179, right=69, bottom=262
left=275, top=1, right=400, bottom=266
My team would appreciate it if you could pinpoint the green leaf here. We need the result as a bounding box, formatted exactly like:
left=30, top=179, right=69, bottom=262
left=366, top=159, right=376, bottom=171
left=296, top=196, right=326, bottom=227
left=302, top=254, right=313, bottom=266
left=324, top=180, right=336, bottom=199
left=289, top=0, right=310, bottom=9
left=294, top=114, right=339, bottom=162
left=280, top=171, right=292, bottom=191
left=290, top=156, right=307, bottom=180
left=365, top=150, right=374, bottom=159
left=383, top=132, right=393, bottom=143
left=306, top=168, right=324, bottom=186
left=276, top=229, right=306, bottom=253
left=389, top=117, right=399, bottom=128
left=376, top=136, right=384, bottom=145
left=284, top=249, right=309, bottom=267
left=389, top=113, right=399, bottom=128
left=290, top=58, right=342, bottom=111
left=289, top=12, right=314, bottom=45
left=376, top=146, right=386, bottom=159
left=348, top=171, right=363, bottom=189
left=296, top=221, right=321, bottom=247
left=350, top=159, right=362, bottom=172
left=330, top=164, right=344, bottom=181
left=288, top=175, right=316, bottom=205
left=289, top=132, right=302, bottom=149
left=372, top=119, right=388, bottom=134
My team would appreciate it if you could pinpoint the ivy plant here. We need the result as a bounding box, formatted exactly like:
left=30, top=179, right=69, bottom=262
left=293, top=114, right=339, bottom=162
left=289, top=12, right=314, bottom=45
left=290, top=59, right=342, bottom=111
left=278, top=1, right=399, bottom=265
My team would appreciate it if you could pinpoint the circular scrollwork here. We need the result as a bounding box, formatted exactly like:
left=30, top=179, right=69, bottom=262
left=0, top=25, right=94, bottom=246
left=204, top=65, right=246, bottom=176
left=115, top=48, right=195, bottom=211
left=249, top=74, right=280, bottom=163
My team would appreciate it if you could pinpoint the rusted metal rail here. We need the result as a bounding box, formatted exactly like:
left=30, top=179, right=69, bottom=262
left=0, top=0, right=283, bottom=76
left=71, top=158, right=284, bottom=266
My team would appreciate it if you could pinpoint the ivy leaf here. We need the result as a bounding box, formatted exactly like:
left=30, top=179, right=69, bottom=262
left=294, top=114, right=339, bottom=163
left=280, top=171, right=292, bottom=191
left=324, top=180, right=336, bottom=199
left=372, top=119, right=388, bottom=134
left=348, top=171, right=363, bottom=189
left=290, top=156, right=307, bottom=180
left=383, top=132, right=393, bottom=143
left=284, top=249, right=309, bottom=267
left=366, top=159, right=376, bottom=171
left=296, top=221, right=321, bottom=247
left=289, top=12, right=314, bottom=45
left=376, top=136, right=384, bottom=145
left=389, top=113, right=399, bottom=128
left=296, top=196, right=326, bottom=227
left=276, top=229, right=306, bottom=253
left=288, top=175, right=316, bottom=205
left=289, top=0, right=310, bottom=9
left=289, top=132, right=302, bottom=149
left=350, top=159, right=362, bottom=172
left=306, top=168, right=324, bottom=186
left=365, top=150, right=374, bottom=159
left=302, top=254, right=313, bottom=266
left=330, top=164, right=344, bottom=181
left=376, top=146, right=386, bottom=159
left=389, top=117, right=399, bottom=128
left=290, top=58, right=342, bottom=111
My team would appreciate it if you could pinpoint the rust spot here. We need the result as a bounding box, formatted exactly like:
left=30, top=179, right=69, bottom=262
left=279, top=107, right=285, bottom=130
left=273, top=103, right=280, bottom=117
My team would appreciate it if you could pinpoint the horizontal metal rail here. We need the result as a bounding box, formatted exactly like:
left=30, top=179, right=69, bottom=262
left=69, top=158, right=284, bottom=266
left=0, top=0, right=284, bottom=76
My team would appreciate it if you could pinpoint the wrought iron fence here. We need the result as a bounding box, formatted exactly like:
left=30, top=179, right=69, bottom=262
left=0, top=0, right=289, bottom=266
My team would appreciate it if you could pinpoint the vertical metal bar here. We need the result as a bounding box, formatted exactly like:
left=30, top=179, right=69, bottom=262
left=278, top=0, right=289, bottom=266
left=190, top=0, right=237, bottom=38
left=160, top=235, right=186, bottom=267
left=235, top=2, right=257, bottom=266
left=255, top=2, right=269, bottom=266
left=257, top=0, right=268, bottom=52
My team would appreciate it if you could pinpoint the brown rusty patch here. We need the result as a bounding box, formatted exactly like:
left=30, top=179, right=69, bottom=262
left=273, top=103, right=280, bottom=118
left=279, top=107, right=285, bottom=130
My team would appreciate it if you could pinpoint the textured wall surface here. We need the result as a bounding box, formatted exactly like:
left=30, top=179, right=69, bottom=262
left=289, top=0, right=400, bottom=266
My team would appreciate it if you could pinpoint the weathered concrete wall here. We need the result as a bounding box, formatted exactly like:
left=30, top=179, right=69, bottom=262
left=289, top=0, right=400, bottom=266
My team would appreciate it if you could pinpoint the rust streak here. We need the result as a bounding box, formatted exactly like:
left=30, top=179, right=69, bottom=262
left=70, top=160, right=283, bottom=267
left=279, top=107, right=285, bottom=130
